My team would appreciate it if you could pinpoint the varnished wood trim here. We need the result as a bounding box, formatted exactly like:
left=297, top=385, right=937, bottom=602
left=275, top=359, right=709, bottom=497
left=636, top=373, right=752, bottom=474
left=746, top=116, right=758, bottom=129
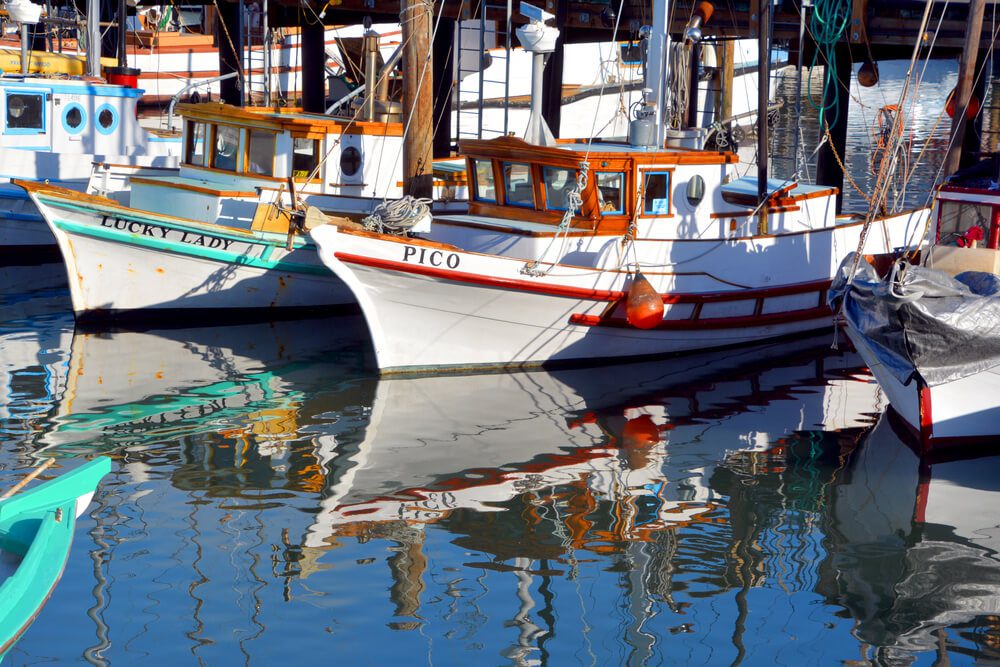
left=131, top=177, right=257, bottom=198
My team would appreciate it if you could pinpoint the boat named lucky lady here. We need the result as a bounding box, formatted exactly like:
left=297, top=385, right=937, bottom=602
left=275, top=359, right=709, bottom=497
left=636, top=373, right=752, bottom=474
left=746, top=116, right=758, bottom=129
left=18, top=101, right=466, bottom=319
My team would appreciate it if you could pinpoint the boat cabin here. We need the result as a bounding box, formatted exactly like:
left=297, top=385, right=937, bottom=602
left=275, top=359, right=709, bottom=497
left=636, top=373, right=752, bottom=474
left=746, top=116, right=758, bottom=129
left=452, top=136, right=837, bottom=241
left=0, top=75, right=176, bottom=156
left=928, top=184, right=1000, bottom=275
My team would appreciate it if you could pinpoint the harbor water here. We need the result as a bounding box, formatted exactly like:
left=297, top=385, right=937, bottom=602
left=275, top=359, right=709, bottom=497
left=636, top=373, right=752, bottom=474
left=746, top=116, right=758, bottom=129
left=2, top=60, right=1000, bottom=665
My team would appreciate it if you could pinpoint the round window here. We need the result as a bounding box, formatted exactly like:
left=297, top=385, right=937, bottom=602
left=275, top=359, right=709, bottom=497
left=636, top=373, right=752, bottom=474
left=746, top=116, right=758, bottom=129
left=98, top=108, right=114, bottom=129
left=62, top=103, right=86, bottom=134
left=686, top=175, right=706, bottom=207
left=341, top=146, right=362, bottom=176
left=95, top=104, right=119, bottom=135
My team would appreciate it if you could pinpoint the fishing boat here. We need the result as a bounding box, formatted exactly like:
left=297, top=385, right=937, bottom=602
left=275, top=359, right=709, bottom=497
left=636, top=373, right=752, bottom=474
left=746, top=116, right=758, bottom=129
left=0, top=457, right=111, bottom=658
left=829, top=181, right=1000, bottom=447
left=307, top=4, right=929, bottom=374
left=18, top=100, right=466, bottom=319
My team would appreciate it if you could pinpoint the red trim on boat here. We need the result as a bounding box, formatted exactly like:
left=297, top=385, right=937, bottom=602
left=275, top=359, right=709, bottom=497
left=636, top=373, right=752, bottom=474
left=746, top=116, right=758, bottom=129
left=334, top=251, right=831, bottom=304
left=569, top=305, right=833, bottom=330
left=918, top=379, right=934, bottom=451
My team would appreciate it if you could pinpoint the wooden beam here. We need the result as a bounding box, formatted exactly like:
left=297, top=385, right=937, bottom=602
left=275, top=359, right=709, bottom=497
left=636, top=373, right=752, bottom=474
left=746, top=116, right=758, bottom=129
left=849, top=0, right=868, bottom=44
left=402, top=0, right=433, bottom=198
left=944, top=0, right=987, bottom=176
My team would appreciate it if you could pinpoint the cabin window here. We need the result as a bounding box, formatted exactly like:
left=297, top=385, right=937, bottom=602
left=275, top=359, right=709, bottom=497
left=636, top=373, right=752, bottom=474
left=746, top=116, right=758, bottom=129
left=472, top=159, right=496, bottom=202
left=543, top=167, right=576, bottom=211
left=292, top=137, right=319, bottom=178
left=6, top=93, right=43, bottom=132
left=62, top=103, right=85, bottom=135
left=642, top=171, right=671, bottom=215
left=503, top=161, right=534, bottom=208
left=212, top=124, right=239, bottom=171
left=185, top=121, right=208, bottom=167
left=247, top=129, right=275, bottom=176
left=596, top=172, right=624, bottom=214
left=95, top=104, right=119, bottom=135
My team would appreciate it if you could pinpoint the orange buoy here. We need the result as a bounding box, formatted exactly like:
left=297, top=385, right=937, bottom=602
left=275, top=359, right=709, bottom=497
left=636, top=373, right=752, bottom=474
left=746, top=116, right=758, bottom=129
left=626, top=272, right=664, bottom=329
left=857, top=61, right=879, bottom=87
left=622, top=414, right=660, bottom=447
left=694, top=1, right=714, bottom=24
left=946, top=88, right=981, bottom=120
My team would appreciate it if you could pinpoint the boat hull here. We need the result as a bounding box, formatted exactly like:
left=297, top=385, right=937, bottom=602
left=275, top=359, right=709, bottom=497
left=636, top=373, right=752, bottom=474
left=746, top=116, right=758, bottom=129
left=311, top=210, right=926, bottom=373
left=0, top=458, right=111, bottom=657
left=24, top=183, right=353, bottom=317
left=845, top=326, right=1000, bottom=445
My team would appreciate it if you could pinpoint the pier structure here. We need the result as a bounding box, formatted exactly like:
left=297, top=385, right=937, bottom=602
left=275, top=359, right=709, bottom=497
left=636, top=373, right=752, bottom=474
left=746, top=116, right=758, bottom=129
left=194, top=0, right=1000, bottom=200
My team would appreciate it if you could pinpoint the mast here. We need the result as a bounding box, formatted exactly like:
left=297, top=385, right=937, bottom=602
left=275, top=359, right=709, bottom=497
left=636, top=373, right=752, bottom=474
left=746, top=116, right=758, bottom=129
left=86, top=0, right=100, bottom=77
left=646, top=0, right=670, bottom=148
left=757, top=0, right=771, bottom=209
left=402, top=0, right=434, bottom=198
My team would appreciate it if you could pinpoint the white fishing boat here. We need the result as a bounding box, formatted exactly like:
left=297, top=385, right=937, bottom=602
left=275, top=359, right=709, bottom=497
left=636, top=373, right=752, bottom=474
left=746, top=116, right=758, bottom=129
left=830, top=182, right=1000, bottom=447
left=308, top=4, right=928, bottom=374
left=19, top=100, right=467, bottom=319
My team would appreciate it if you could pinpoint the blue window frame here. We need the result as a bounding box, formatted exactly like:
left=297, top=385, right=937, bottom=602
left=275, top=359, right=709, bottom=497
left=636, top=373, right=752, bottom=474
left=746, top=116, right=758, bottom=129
left=472, top=159, right=496, bottom=203
left=61, top=102, right=86, bottom=135
left=503, top=161, right=534, bottom=208
left=596, top=172, right=625, bottom=215
left=642, top=171, right=671, bottom=215
left=5, top=91, right=46, bottom=135
left=95, top=103, right=120, bottom=136
left=543, top=166, right=576, bottom=211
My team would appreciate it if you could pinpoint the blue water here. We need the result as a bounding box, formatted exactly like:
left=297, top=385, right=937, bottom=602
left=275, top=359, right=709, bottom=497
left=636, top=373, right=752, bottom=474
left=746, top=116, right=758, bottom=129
left=2, top=261, right=999, bottom=666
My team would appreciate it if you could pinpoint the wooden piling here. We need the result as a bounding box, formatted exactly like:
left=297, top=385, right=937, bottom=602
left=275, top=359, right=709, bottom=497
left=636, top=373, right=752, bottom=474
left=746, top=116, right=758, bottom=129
left=301, top=18, right=326, bottom=113
left=402, top=0, right=434, bottom=198
left=944, top=0, right=987, bottom=176
left=815, top=43, right=851, bottom=213
left=432, top=17, right=455, bottom=158
left=216, top=0, right=244, bottom=107
left=542, top=1, right=571, bottom=139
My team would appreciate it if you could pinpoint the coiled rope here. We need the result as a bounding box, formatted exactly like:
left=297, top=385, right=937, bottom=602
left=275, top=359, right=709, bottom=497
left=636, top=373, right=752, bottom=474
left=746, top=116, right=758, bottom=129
left=362, top=195, right=432, bottom=234
left=806, top=0, right=850, bottom=130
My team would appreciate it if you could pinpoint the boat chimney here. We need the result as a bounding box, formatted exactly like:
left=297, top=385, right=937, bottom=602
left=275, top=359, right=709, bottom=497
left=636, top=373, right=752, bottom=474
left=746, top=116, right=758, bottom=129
left=362, top=21, right=380, bottom=122
left=516, top=2, right=558, bottom=147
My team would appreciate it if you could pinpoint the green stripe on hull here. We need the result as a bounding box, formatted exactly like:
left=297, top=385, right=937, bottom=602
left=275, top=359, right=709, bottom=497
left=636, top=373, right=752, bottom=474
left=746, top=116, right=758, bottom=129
left=38, top=196, right=319, bottom=251
left=52, top=218, right=331, bottom=276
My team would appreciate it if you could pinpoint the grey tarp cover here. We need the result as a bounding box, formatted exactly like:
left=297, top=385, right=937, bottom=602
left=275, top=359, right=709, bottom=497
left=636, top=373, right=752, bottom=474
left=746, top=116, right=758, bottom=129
left=828, top=253, right=1000, bottom=387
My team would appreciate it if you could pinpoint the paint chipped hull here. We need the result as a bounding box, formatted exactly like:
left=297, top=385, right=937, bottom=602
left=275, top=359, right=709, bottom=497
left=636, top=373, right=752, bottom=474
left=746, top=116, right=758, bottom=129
left=23, top=182, right=353, bottom=317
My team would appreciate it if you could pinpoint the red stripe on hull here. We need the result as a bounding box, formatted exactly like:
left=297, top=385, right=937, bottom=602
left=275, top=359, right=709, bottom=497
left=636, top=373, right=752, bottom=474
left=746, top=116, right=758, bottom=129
left=335, top=250, right=832, bottom=304
left=569, top=305, right=833, bottom=331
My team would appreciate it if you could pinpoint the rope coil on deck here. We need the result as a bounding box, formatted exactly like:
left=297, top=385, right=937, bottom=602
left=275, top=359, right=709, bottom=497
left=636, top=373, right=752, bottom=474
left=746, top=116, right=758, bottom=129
left=362, top=195, right=432, bottom=234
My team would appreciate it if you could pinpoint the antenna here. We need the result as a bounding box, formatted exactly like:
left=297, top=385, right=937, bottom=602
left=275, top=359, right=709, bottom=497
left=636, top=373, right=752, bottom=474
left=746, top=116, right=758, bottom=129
left=519, top=2, right=555, bottom=24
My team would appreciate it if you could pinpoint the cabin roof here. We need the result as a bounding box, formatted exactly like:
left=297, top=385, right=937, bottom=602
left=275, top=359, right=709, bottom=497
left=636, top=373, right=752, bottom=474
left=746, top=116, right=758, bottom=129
left=458, top=135, right=737, bottom=166
left=0, top=73, right=144, bottom=98
left=176, top=102, right=403, bottom=136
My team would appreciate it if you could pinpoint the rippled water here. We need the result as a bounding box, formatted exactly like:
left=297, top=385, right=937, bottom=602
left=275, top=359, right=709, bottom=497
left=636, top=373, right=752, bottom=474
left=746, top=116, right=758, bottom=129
left=3, top=60, right=1000, bottom=665
left=2, top=260, right=1000, bottom=666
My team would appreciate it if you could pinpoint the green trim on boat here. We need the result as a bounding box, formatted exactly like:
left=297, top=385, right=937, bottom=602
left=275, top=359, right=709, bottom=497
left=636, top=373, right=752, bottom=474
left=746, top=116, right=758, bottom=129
left=52, top=218, right=330, bottom=276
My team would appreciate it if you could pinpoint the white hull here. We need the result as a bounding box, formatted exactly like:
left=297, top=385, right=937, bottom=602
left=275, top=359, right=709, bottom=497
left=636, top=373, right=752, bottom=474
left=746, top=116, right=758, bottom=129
left=28, top=188, right=353, bottom=315
left=312, top=206, right=927, bottom=373
left=846, top=326, right=1000, bottom=442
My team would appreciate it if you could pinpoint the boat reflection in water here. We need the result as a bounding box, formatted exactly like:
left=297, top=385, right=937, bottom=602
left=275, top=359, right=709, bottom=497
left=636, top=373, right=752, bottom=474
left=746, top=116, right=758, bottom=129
left=830, top=413, right=1000, bottom=664
left=11, top=316, right=1000, bottom=664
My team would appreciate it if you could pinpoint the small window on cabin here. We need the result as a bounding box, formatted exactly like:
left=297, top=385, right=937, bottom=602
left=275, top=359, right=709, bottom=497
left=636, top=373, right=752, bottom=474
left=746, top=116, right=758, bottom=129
left=6, top=93, right=43, bottom=131
left=247, top=129, right=275, bottom=176
left=503, top=161, right=534, bottom=208
left=473, top=159, right=496, bottom=202
left=185, top=121, right=207, bottom=167
left=543, top=167, right=576, bottom=211
left=212, top=125, right=239, bottom=172
left=643, top=171, right=671, bottom=215
left=596, top=172, right=624, bottom=215
left=292, top=137, right=319, bottom=178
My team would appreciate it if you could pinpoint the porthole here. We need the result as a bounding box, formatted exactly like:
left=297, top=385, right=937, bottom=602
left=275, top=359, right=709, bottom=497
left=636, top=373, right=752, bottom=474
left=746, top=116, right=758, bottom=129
left=95, top=103, right=119, bottom=135
left=62, top=102, right=86, bottom=134
left=341, top=146, right=361, bottom=176
left=686, top=175, right=705, bottom=207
